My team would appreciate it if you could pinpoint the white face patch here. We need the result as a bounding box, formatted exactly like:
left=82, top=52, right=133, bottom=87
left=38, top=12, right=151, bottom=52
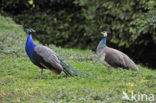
left=101, top=31, right=107, bottom=37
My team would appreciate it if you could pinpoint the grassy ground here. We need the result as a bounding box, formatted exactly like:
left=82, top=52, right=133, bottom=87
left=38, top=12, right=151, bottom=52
left=0, top=15, right=156, bottom=103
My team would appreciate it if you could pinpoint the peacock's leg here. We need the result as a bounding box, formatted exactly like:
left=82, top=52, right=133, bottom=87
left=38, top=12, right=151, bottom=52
left=40, top=68, right=43, bottom=79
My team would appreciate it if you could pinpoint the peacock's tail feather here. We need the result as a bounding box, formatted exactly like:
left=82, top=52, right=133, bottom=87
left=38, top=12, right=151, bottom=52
left=55, top=53, right=85, bottom=77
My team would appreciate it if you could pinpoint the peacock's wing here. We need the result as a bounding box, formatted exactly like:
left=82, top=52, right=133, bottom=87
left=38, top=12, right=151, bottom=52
left=33, top=45, right=63, bottom=73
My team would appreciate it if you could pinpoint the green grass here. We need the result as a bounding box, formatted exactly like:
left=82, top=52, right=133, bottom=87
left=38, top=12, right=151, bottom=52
left=0, top=15, right=156, bottom=103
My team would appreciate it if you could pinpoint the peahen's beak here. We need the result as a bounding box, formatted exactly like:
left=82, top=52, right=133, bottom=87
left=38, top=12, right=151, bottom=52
left=101, top=31, right=106, bottom=35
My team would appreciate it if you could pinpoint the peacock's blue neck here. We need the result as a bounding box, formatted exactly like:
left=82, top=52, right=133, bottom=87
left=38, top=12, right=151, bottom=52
left=25, top=33, right=36, bottom=58
left=98, top=37, right=107, bottom=48
left=103, top=37, right=106, bottom=47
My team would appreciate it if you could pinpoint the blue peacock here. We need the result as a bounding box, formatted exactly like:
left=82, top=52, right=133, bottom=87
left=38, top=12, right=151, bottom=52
left=25, top=29, right=84, bottom=79
left=96, top=31, right=140, bottom=71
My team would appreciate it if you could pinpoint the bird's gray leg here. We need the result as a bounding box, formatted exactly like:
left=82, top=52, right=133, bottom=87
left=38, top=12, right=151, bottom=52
left=40, top=68, right=43, bottom=79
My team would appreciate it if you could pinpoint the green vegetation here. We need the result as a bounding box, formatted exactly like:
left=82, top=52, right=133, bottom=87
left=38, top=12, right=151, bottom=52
left=0, top=16, right=156, bottom=102
left=0, top=0, right=156, bottom=67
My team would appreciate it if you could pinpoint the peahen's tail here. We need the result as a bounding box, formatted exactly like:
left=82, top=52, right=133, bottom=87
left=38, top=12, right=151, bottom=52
left=55, top=54, right=85, bottom=77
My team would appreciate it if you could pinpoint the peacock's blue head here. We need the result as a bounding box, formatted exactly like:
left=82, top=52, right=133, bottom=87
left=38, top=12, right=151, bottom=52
left=26, top=28, right=35, bottom=34
left=101, top=31, right=111, bottom=37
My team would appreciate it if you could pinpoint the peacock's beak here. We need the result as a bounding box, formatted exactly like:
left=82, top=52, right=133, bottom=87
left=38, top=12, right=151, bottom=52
left=32, top=29, right=36, bottom=32
left=26, top=29, right=36, bottom=33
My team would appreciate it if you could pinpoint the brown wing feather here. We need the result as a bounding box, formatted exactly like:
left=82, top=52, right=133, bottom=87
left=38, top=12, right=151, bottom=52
left=121, top=53, right=139, bottom=71
left=104, top=47, right=126, bottom=68
left=104, top=47, right=139, bottom=71
left=40, top=63, right=61, bottom=74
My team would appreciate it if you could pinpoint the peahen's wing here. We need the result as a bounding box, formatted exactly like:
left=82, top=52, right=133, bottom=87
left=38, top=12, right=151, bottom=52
left=105, top=47, right=139, bottom=70
left=104, top=47, right=127, bottom=68
left=33, top=45, right=63, bottom=71
left=121, top=52, right=140, bottom=71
